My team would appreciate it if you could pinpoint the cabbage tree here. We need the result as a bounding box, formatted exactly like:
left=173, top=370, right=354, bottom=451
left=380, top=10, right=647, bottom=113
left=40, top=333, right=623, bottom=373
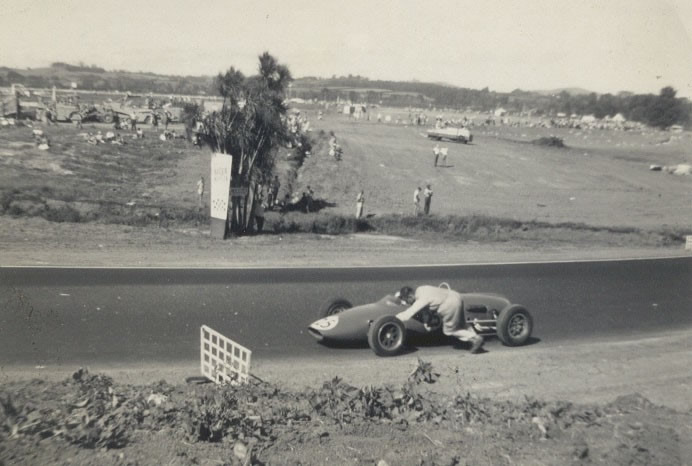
left=201, top=52, right=292, bottom=235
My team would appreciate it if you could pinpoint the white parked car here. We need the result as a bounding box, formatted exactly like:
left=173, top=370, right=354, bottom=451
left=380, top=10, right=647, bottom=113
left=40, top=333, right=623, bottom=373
left=426, top=127, right=473, bottom=143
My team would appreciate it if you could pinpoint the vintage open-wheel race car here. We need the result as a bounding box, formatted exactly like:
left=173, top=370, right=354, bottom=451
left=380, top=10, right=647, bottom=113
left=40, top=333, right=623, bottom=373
left=308, top=285, right=533, bottom=356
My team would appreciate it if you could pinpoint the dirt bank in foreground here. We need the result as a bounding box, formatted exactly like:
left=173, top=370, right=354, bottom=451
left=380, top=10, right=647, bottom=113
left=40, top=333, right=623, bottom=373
left=2, top=330, right=691, bottom=465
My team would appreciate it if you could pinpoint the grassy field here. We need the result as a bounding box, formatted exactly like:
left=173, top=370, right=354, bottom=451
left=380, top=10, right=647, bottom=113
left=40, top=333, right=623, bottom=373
left=294, top=109, right=691, bottom=230
left=0, top=111, right=690, bottom=249
left=0, top=122, right=208, bottom=226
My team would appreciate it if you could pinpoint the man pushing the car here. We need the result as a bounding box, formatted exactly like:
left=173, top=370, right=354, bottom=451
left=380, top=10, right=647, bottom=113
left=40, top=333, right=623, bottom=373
left=395, top=284, right=485, bottom=354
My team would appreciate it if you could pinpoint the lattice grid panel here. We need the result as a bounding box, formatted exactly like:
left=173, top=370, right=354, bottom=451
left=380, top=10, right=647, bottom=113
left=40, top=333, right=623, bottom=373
left=200, top=325, right=251, bottom=385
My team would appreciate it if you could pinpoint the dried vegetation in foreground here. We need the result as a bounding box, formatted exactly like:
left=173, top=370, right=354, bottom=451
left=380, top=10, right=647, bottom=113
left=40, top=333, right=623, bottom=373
left=1, top=363, right=689, bottom=465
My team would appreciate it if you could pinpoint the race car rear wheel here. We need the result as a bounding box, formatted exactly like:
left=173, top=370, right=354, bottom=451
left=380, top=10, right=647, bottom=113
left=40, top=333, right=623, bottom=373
left=496, top=305, right=533, bottom=346
left=368, top=315, right=406, bottom=357
left=318, top=297, right=352, bottom=318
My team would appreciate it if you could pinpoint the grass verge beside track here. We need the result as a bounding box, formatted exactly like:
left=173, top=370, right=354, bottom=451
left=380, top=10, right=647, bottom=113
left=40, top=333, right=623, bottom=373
left=1, top=208, right=688, bottom=248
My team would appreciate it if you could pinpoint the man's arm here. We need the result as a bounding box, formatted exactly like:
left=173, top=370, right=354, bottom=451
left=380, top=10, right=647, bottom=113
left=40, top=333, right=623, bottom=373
left=395, top=298, right=431, bottom=322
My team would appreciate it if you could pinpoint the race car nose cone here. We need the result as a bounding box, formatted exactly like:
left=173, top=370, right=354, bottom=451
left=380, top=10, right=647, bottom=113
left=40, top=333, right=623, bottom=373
left=308, top=316, right=339, bottom=341
left=307, top=327, right=323, bottom=341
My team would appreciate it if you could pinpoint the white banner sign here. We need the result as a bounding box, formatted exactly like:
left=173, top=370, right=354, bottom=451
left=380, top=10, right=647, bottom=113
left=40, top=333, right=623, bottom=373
left=210, top=153, right=233, bottom=220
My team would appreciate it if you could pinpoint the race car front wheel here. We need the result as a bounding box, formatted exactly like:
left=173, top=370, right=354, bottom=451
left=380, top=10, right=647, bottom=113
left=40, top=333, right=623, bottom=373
left=368, top=316, right=406, bottom=357
left=319, top=297, right=352, bottom=318
left=496, top=305, right=533, bottom=346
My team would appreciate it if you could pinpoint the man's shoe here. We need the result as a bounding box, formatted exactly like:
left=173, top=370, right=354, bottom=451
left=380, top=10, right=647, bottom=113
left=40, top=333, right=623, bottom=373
left=470, top=337, right=484, bottom=354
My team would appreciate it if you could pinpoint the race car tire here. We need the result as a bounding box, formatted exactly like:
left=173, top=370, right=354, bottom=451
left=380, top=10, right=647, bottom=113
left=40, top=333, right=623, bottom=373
left=368, top=315, right=406, bottom=357
left=496, top=305, right=533, bottom=346
left=318, top=297, right=352, bottom=318
left=102, top=113, right=114, bottom=124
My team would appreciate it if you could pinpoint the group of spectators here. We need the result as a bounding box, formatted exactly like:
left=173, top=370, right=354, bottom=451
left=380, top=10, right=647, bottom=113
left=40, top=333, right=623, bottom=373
left=348, top=141, right=439, bottom=219
left=432, top=144, right=449, bottom=167
left=247, top=176, right=318, bottom=233
left=413, top=184, right=433, bottom=215
left=287, top=111, right=310, bottom=134
left=197, top=172, right=321, bottom=232
left=353, top=183, right=433, bottom=220
left=83, top=130, right=130, bottom=145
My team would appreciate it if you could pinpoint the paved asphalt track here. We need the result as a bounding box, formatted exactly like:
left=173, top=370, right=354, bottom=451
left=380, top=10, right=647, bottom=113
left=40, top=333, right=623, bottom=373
left=0, top=257, right=690, bottom=366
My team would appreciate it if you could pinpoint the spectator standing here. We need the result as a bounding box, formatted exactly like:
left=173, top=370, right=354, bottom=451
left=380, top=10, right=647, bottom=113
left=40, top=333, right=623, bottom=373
left=130, top=112, right=137, bottom=131
left=432, top=144, right=440, bottom=167
left=280, top=193, right=291, bottom=212
left=269, top=175, right=280, bottom=209
left=440, top=147, right=448, bottom=166
left=413, top=186, right=421, bottom=215
left=328, top=131, right=340, bottom=160
left=356, top=190, right=365, bottom=219
left=196, top=176, right=205, bottom=208
left=423, top=184, right=433, bottom=215
left=253, top=198, right=265, bottom=233
left=305, top=186, right=314, bottom=213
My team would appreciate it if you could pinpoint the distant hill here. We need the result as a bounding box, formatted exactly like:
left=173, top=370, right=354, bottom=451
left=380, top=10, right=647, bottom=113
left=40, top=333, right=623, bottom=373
left=0, top=62, right=215, bottom=96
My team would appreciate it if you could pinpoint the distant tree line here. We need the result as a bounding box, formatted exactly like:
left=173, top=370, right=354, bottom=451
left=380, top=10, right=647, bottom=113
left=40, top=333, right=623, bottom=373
left=1, top=65, right=689, bottom=128
left=298, top=76, right=512, bottom=110
left=296, top=76, right=691, bottom=129
left=537, top=87, right=690, bottom=129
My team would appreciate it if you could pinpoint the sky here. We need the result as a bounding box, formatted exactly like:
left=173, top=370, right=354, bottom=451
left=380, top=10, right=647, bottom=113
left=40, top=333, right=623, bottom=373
left=1, top=0, right=691, bottom=97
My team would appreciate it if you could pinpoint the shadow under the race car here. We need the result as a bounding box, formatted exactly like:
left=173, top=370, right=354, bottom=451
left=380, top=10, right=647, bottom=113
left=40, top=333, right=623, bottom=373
left=316, top=334, right=540, bottom=354
left=411, top=334, right=542, bottom=351
left=317, top=340, right=421, bottom=355
left=318, top=340, right=369, bottom=350
left=406, top=332, right=455, bottom=349
left=518, top=336, right=541, bottom=346
left=449, top=335, right=542, bottom=350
